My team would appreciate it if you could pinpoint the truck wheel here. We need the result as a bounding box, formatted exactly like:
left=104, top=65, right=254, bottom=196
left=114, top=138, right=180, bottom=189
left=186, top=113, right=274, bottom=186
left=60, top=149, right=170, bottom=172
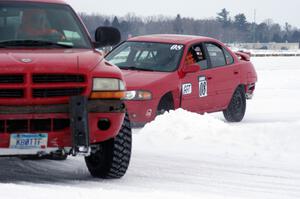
left=223, top=86, right=246, bottom=122
left=85, top=114, right=132, bottom=179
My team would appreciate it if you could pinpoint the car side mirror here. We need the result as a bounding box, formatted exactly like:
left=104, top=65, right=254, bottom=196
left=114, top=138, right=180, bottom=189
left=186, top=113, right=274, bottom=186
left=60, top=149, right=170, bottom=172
left=94, top=26, right=121, bottom=48
left=182, top=64, right=200, bottom=74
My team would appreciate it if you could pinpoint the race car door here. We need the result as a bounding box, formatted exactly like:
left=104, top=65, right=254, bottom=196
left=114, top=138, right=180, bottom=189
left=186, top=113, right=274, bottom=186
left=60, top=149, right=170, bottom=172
left=203, top=42, right=241, bottom=110
left=180, top=43, right=215, bottom=113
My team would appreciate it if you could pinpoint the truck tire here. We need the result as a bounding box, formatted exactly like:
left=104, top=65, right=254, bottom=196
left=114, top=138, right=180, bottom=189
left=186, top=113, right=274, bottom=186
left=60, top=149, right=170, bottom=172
left=85, top=114, right=132, bottom=179
left=223, top=86, right=246, bottom=122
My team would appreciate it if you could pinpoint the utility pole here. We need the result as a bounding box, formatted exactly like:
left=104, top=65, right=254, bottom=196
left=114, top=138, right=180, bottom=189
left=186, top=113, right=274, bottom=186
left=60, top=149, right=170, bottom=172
left=253, top=9, right=256, bottom=43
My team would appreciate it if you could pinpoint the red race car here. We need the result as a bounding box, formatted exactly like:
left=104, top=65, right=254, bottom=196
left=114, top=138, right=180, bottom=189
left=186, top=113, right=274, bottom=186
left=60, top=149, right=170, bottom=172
left=106, top=35, right=257, bottom=126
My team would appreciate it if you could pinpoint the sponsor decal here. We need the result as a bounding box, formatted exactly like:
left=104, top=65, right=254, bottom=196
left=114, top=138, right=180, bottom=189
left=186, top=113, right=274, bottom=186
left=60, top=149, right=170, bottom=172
left=182, top=83, right=192, bottom=95
left=170, top=45, right=183, bottom=51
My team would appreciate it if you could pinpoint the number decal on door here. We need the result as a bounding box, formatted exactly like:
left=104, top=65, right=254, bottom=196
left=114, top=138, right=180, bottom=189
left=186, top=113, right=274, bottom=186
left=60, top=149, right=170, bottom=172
left=182, top=83, right=192, bottom=95
left=199, top=76, right=207, bottom=97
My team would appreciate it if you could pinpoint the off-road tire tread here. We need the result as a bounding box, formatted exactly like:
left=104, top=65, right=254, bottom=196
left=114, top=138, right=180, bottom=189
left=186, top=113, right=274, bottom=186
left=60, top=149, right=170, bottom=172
left=85, top=114, right=132, bottom=179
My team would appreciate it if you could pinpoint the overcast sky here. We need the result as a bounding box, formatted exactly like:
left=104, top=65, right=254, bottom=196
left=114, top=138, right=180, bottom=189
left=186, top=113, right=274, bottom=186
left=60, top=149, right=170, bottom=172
left=66, top=0, right=300, bottom=28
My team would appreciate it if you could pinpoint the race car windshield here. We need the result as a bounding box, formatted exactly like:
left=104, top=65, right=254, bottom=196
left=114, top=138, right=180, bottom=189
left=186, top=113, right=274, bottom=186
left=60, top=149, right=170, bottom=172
left=0, top=3, right=91, bottom=48
left=106, top=41, right=184, bottom=72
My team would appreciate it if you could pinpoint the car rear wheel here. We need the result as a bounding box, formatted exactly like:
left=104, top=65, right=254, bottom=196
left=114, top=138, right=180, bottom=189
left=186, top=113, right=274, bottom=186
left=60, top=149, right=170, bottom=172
left=85, top=113, right=132, bottom=179
left=223, top=86, right=246, bottom=122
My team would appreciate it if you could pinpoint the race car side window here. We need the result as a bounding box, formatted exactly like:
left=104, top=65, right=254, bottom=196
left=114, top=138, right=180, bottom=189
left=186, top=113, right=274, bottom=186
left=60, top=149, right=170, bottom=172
left=223, top=48, right=234, bottom=65
left=186, top=44, right=209, bottom=70
left=205, top=43, right=226, bottom=68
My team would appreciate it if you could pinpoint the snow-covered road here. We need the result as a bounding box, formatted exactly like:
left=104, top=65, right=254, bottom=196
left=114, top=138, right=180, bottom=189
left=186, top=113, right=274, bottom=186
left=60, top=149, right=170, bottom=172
left=1, top=57, right=300, bottom=199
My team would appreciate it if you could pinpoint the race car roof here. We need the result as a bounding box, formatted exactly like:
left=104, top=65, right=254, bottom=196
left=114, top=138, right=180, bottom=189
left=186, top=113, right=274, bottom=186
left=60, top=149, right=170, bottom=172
left=128, top=34, right=216, bottom=45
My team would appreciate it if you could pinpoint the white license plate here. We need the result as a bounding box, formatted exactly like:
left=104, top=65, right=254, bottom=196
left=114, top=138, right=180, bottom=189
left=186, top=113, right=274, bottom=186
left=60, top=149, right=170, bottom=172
left=9, top=134, right=48, bottom=149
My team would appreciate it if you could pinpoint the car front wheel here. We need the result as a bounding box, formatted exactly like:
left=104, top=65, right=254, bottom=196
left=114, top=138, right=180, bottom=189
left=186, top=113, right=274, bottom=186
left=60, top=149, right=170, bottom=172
left=157, top=93, right=174, bottom=115
left=223, top=86, right=246, bottom=122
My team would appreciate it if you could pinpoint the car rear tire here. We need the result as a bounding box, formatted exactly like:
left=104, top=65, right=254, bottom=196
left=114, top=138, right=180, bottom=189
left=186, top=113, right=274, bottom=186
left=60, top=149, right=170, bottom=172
left=85, top=113, right=132, bottom=179
left=223, top=86, right=246, bottom=122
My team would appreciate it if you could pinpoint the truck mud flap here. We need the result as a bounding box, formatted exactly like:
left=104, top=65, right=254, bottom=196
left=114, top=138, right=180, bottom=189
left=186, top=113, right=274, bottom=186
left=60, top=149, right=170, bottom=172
left=69, top=96, right=90, bottom=155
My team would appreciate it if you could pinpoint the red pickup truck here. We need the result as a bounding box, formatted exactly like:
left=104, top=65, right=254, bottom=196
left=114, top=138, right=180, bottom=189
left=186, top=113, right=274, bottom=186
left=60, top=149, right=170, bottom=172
left=0, top=0, right=131, bottom=179
left=106, top=35, right=257, bottom=126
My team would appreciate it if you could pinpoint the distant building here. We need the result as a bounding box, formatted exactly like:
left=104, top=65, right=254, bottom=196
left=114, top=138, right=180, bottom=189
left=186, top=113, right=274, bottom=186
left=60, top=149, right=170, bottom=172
left=228, top=43, right=299, bottom=50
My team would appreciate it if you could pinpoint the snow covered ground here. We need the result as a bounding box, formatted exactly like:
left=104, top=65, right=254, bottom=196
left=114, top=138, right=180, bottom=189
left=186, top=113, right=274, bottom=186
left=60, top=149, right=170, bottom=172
left=1, top=57, right=300, bottom=199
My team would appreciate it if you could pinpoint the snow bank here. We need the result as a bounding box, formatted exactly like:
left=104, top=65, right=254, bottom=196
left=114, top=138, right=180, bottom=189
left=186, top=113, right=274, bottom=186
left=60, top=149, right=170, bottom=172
left=137, top=109, right=227, bottom=146
left=136, top=109, right=300, bottom=161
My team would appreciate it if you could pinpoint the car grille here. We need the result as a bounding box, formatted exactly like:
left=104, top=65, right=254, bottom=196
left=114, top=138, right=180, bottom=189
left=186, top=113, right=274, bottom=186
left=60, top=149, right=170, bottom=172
left=33, top=88, right=85, bottom=98
left=0, top=89, right=24, bottom=98
left=0, top=74, right=86, bottom=98
left=0, top=118, right=70, bottom=133
left=32, top=74, right=85, bottom=83
left=0, top=75, right=24, bottom=83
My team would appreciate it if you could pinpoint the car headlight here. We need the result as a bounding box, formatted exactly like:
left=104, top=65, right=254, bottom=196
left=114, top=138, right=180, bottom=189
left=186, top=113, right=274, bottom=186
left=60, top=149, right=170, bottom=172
left=125, top=90, right=152, bottom=100
left=90, top=78, right=126, bottom=99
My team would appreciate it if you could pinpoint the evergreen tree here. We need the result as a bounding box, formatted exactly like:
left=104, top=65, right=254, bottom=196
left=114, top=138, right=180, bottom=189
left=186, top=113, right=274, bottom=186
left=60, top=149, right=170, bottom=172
left=112, top=16, right=120, bottom=29
left=256, top=23, right=269, bottom=42
left=104, top=19, right=110, bottom=26
left=282, top=34, right=289, bottom=42
left=234, top=14, right=248, bottom=31
left=291, top=31, right=300, bottom=42
left=120, top=20, right=130, bottom=40
left=273, top=33, right=282, bottom=43
left=173, top=14, right=183, bottom=34
left=217, top=8, right=231, bottom=27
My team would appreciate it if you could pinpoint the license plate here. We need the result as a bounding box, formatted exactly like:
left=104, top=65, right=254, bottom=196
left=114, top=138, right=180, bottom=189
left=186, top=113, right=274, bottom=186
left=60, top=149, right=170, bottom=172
left=9, top=133, right=48, bottom=149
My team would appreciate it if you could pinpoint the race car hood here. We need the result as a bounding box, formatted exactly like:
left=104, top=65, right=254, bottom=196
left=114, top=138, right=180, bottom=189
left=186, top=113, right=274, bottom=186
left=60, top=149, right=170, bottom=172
left=121, top=70, right=174, bottom=90
left=0, top=49, right=103, bottom=74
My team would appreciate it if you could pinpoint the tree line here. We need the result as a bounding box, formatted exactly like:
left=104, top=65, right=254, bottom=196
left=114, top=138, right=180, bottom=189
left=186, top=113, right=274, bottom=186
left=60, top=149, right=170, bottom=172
left=79, top=8, right=300, bottom=43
